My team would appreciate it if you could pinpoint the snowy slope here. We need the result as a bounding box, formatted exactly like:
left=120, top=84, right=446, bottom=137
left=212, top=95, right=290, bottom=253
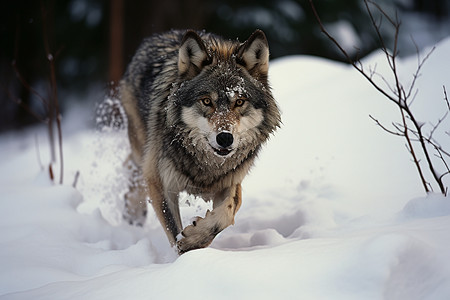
left=1, top=37, right=450, bottom=300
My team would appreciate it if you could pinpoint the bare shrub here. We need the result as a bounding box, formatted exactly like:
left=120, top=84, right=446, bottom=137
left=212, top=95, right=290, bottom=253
left=310, top=0, right=449, bottom=195
left=5, top=3, right=64, bottom=184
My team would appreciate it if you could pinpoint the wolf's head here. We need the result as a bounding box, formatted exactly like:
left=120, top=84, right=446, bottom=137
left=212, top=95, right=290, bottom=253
left=167, top=30, right=281, bottom=166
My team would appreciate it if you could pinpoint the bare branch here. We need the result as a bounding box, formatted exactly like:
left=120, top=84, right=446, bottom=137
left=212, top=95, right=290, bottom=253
left=435, top=146, right=450, bottom=188
left=72, top=171, right=80, bottom=189
left=10, top=1, right=65, bottom=184
left=399, top=107, right=431, bottom=193
left=407, top=88, right=419, bottom=107
left=49, top=164, right=54, bottom=182
left=309, top=0, right=353, bottom=64
left=1, top=83, right=46, bottom=123
left=11, top=61, right=49, bottom=111
left=429, top=111, right=449, bottom=141
left=365, top=1, right=391, bottom=56
left=35, top=134, right=44, bottom=171
left=369, top=115, right=404, bottom=136
left=41, top=0, right=64, bottom=184
left=309, top=0, right=448, bottom=195
left=444, top=85, right=450, bottom=110
left=392, top=121, right=406, bottom=134
left=368, top=0, right=397, bottom=27
left=309, top=0, right=398, bottom=104
left=425, top=137, right=450, bottom=159
left=405, top=45, right=436, bottom=102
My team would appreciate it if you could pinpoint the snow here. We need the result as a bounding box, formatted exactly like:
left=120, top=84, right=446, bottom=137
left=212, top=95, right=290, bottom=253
left=1, top=37, right=450, bottom=299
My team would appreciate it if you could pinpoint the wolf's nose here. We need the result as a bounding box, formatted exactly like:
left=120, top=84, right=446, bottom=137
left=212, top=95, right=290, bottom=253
left=216, top=132, right=234, bottom=148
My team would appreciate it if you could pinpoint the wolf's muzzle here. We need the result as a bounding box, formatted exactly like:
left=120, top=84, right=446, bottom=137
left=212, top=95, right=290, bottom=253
left=212, top=132, right=234, bottom=156
left=216, top=132, right=234, bottom=148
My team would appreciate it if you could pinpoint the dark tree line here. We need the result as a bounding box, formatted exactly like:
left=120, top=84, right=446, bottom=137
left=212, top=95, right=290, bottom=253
left=1, top=0, right=448, bottom=131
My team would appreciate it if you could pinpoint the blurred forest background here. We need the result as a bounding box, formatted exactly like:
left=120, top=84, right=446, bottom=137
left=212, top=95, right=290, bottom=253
left=1, top=0, right=449, bottom=132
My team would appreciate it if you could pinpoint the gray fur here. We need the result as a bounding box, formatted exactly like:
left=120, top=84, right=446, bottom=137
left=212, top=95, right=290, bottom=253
left=120, top=29, right=281, bottom=254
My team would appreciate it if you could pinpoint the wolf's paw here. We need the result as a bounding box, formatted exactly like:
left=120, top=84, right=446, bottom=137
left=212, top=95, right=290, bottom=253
left=177, top=214, right=220, bottom=254
left=177, top=228, right=214, bottom=254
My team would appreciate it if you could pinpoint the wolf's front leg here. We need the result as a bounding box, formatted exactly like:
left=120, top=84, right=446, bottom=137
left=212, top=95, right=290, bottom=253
left=177, top=183, right=242, bottom=254
left=148, top=178, right=183, bottom=247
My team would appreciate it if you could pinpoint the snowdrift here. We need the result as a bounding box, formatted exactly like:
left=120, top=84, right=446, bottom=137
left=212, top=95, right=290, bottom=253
left=1, top=38, right=450, bottom=299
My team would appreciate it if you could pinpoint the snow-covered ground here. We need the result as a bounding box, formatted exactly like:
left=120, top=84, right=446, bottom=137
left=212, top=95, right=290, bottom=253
left=1, top=37, right=450, bottom=299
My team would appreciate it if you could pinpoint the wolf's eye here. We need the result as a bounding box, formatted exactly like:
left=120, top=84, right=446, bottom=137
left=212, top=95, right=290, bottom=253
left=200, top=97, right=212, bottom=106
left=235, top=98, right=246, bottom=108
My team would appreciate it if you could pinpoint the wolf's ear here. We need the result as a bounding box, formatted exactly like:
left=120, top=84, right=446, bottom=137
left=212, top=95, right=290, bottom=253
left=178, top=30, right=209, bottom=79
left=236, top=30, right=270, bottom=82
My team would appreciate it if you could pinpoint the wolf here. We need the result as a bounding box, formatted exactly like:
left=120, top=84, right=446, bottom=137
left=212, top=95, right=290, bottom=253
left=120, top=29, right=281, bottom=254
